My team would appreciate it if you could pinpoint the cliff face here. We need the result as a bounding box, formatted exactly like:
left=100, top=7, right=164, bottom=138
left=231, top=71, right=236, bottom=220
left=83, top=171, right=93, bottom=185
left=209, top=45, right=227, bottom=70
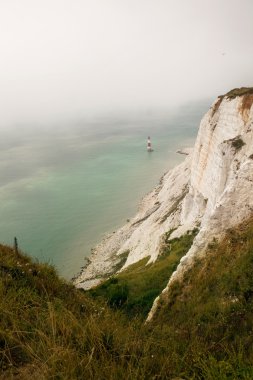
left=178, top=92, right=253, bottom=268
left=146, top=90, right=253, bottom=320
left=74, top=89, right=253, bottom=292
left=186, top=93, right=253, bottom=223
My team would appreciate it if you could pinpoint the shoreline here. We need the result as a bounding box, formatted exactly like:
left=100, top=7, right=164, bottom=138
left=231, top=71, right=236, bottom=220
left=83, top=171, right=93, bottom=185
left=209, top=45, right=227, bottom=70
left=73, top=147, right=193, bottom=289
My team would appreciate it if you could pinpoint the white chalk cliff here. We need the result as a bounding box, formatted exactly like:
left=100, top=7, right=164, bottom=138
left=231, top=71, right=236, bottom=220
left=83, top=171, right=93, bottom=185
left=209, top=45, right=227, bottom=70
left=74, top=89, right=253, bottom=303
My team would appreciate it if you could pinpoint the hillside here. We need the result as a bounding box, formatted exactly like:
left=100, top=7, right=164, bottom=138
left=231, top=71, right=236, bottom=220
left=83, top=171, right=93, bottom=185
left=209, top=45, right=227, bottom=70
left=88, top=228, right=199, bottom=319
left=1, top=216, right=253, bottom=379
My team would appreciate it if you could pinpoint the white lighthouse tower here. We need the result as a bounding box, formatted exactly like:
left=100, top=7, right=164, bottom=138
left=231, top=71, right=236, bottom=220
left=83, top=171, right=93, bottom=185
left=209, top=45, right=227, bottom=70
left=147, top=136, right=153, bottom=152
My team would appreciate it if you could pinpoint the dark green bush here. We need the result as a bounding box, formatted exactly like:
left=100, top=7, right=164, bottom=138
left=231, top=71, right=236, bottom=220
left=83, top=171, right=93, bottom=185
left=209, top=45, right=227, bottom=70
left=232, top=137, right=245, bottom=150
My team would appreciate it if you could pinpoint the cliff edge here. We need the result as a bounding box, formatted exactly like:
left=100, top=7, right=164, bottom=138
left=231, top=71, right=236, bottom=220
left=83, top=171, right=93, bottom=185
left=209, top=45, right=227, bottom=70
left=74, top=88, right=253, bottom=298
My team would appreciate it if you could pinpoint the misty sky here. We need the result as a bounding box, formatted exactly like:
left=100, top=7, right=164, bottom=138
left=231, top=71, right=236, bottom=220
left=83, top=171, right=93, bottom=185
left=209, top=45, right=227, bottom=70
left=1, top=0, right=253, bottom=126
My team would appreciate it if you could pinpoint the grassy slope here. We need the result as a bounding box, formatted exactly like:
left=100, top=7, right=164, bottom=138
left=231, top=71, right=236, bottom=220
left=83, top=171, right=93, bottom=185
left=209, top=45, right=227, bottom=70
left=152, top=217, right=253, bottom=379
left=1, top=218, right=253, bottom=379
left=0, top=245, right=143, bottom=379
left=88, top=229, right=198, bottom=318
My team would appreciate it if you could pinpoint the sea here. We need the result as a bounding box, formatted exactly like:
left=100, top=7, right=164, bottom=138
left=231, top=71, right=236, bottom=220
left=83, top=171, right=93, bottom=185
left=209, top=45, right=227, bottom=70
left=0, top=101, right=210, bottom=279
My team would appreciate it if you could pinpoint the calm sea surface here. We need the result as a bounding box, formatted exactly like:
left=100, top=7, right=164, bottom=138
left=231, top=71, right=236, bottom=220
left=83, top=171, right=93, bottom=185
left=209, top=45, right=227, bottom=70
left=0, top=103, right=209, bottom=278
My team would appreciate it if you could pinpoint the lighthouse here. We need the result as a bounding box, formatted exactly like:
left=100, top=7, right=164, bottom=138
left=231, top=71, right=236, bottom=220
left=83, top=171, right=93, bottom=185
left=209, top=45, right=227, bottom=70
left=147, top=136, right=153, bottom=152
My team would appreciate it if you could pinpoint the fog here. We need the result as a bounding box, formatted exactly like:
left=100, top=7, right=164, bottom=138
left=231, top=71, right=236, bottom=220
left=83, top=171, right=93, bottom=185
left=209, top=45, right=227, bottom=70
left=1, top=0, right=253, bottom=127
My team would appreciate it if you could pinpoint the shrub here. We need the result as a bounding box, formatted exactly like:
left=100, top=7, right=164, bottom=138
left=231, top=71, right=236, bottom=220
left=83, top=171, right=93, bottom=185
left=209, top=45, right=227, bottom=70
left=231, top=137, right=245, bottom=150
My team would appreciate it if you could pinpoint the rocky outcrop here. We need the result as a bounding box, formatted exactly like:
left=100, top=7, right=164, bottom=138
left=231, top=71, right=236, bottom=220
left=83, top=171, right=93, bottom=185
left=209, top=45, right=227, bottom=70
left=74, top=88, right=253, bottom=295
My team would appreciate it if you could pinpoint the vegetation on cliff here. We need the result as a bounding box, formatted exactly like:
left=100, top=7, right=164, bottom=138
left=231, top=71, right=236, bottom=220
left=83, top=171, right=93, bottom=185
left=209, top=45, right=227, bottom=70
left=213, top=87, right=253, bottom=117
left=88, top=229, right=198, bottom=319
left=1, top=218, right=253, bottom=379
left=224, top=87, right=253, bottom=99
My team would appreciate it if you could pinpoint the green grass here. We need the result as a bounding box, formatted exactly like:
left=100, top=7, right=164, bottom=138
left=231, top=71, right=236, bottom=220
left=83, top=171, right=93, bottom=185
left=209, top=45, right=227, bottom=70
left=88, top=229, right=198, bottom=318
left=2, top=219, right=253, bottom=379
left=152, top=217, right=253, bottom=377
left=224, top=87, right=253, bottom=99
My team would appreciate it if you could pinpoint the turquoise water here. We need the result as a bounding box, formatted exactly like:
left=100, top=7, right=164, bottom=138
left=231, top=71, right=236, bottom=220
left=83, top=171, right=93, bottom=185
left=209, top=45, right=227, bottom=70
left=0, top=103, right=209, bottom=278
